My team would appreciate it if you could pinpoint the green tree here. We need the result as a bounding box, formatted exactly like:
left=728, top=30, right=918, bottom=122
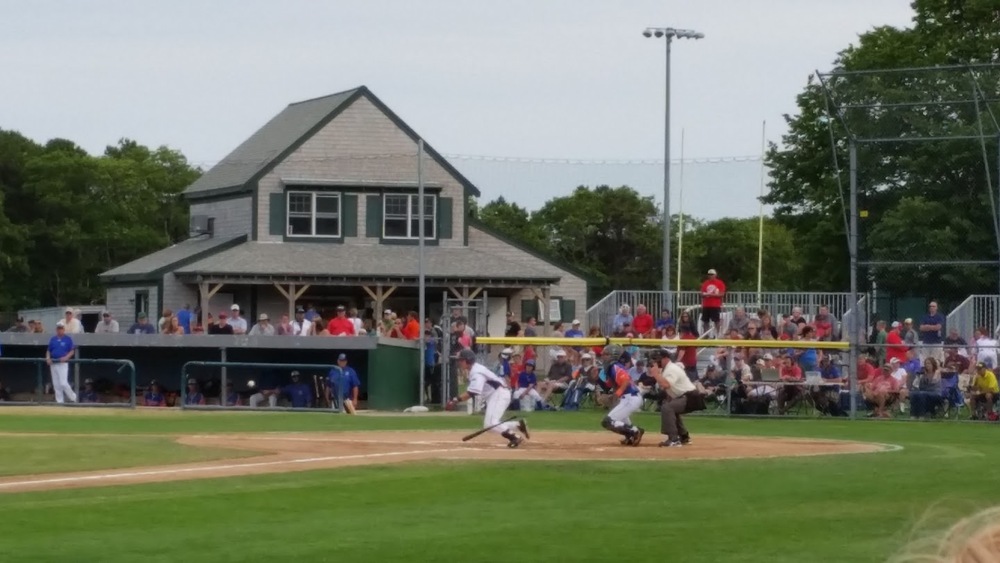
left=683, top=218, right=802, bottom=292
left=763, top=0, right=1000, bottom=299
left=476, top=196, right=548, bottom=251
left=530, top=185, right=663, bottom=296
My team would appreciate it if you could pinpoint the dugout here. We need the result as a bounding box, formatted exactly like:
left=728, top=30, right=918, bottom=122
left=0, top=333, right=420, bottom=410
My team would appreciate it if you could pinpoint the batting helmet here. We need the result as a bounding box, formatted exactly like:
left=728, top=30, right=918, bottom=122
left=458, top=349, right=477, bottom=364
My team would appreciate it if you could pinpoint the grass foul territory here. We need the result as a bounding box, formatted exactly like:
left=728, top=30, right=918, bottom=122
left=475, top=336, right=849, bottom=350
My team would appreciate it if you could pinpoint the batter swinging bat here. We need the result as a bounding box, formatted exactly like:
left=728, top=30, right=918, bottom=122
left=461, top=415, right=519, bottom=442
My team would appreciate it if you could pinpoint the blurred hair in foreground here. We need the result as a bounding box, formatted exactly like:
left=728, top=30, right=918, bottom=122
left=891, top=506, right=1000, bottom=563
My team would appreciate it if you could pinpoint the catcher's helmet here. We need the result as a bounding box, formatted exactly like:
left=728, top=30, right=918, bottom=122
left=458, top=349, right=477, bottom=363
left=601, top=344, right=624, bottom=360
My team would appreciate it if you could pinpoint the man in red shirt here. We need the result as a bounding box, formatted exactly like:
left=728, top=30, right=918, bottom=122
left=632, top=304, right=654, bottom=336
left=700, top=269, right=726, bottom=336
left=885, top=321, right=907, bottom=365
left=327, top=305, right=355, bottom=336
left=777, top=354, right=803, bottom=415
left=402, top=311, right=421, bottom=340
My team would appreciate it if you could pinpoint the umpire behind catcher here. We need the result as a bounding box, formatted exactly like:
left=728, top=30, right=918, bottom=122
left=647, top=347, right=706, bottom=447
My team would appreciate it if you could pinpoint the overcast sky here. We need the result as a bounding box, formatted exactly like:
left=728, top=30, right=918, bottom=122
left=3, top=0, right=915, bottom=217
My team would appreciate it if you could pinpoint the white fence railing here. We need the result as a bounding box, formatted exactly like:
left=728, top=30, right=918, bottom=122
left=947, top=295, right=1000, bottom=341
left=586, top=290, right=853, bottom=337
left=841, top=295, right=869, bottom=344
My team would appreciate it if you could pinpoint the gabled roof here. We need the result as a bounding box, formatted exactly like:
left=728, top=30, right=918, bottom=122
left=184, top=86, right=481, bottom=199
left=99, top=235, right=248, bottom=283
left=173, top=242, right=558, bottom=285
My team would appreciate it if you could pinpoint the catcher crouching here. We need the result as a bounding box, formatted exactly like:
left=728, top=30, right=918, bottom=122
left=646, top=347, right=707, bottom=447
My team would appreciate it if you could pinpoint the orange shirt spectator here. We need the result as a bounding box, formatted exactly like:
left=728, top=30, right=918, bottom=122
left=327, top=306, right=355, bottom=336
left=402, top=312, right=421, bottom=340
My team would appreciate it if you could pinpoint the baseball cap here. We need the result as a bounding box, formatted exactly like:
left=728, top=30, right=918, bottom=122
left=891, top=321, right=901, bottom=328
left=501, top=347, right=513, bottom=356
left=187, top=378, right=196, bottom=385
left=525, top=359, right=536, bottom=366
left=231, top=304, right=240, bottom=311
left=581, top=353, right=593, bottom=360
left=219, top=312, right=228, bottom=318
left=382, top=308, right=390, bottom=315
left=337, top=353, right=347, bottom=361
left=84, top=378, right=93, bottom=384
left=138, top=312, right=147, bottom=319
left=890, top=357, right=900, bottom=364
left=337, top=305, right=346, bottom=311
left=64, top=307, right=74, bottom=313
left=56, top=320, right=66, bottom=328
left=977, top=362, right=986, bottom=368
left=556, top=350, right=567, bottom=357
left=258, top=313, right=269, bottom=321
left=707, top=268, right=717, bottom=275
left=295, top=306, right=305, bottom=314
left=572, top=319, right=581, bottom=325
left=904, top=318, right=913, bottom=324
left=756, top=359, right=765, bottom=367
left=291, top=370, right=300, bottom=377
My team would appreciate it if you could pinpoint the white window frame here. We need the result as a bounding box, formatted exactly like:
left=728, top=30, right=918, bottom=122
left=286, top=191, right=342, bottom=238
left=382, top=193, right=436, bottom=240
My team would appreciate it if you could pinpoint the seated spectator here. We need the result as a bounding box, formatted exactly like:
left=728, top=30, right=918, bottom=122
left=728, top=307, right=751, bottom=337
left=655, top=309, right=674, bottom=331
left=314, top=318, right=330, bottom=336
left=943, top=327, right=968, bottom=356
left=779, top=315, right=798, bottom=340
left=587, top=325, right=604, bottom=357
left=777, top=355, right=804, bottom=415
left=699, top=364, right=726, bottom=396
left=812, top=356, right=844, bottom=416
left=94, top=312, right=119, bottom=334
left=162, top=316, right=184, bottom=335
left=857, top=354, right=878, bottom=385
left=282, top=371, right=314, bottom=409
left=660, top=325, right=679, bottom=357
left=158, top=309, right=174, bottom=333
left=632, top=304, right=654, bottom=336
left=731, top=355, right=752, bottom=382
left=969, top=362, right=999, bottom=420
left=613, top=304, right=633, bottom=334
left=758, top=314, right=779, bottom=340
left=275, top=313, right=293, bottom=335
left=743, top=325, right=764, bottom=360
left=127, top=312, right=157, bottom=335
left=184, top=378, right=205, bottom=405
left=795, top=326, right=820, bottom=372
left=538, top=350, right=572, bottom=408
left=327, top=306, right=355, bottom=336
left=79, top=378, right=99, bottom=403
left=974, top=327, right=998, bottom=370
left=940, top=360, right=965, bottom=414
left=143, top=380, right=167, bottom=407
left=223, top=380, right=241, bottom=407
left=888, top=357, right=910, bottom=408
left=289, top=308, right=313, bottom=336
left=903, top=347, right=922, bottom=383
left=909, top=357, right=943, bottom=419
left=812, top=305, right=836, bottom=341
left=743, top=365, right=776, bottom=415
left=864, top=365, right=901, bottom=418
left=512, top=359, right=543, bottom=411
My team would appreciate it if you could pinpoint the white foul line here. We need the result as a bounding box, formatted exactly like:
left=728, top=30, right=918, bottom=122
left=0, top=448, right=463, bottom=490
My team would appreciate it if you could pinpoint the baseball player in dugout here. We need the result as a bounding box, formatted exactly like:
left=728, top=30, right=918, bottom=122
left=646, top=347, right=707, bottom=447
left=449, top=349, right=529, bottom=448
left=596, top=345, right=646, bottom=446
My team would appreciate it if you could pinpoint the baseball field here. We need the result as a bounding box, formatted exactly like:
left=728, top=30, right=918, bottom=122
left=0, top=408, right=994, bottom=562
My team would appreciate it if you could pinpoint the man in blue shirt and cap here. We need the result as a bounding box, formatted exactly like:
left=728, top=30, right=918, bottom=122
left=328, top=354, right=360, bottom=414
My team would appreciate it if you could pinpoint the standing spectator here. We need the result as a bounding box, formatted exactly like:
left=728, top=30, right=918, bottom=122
left=632, top=305, right=654, bottom=336
left=304, top=304, right=319, bottom=323
left=228, top=304, right=248, bottom=334
left=143, top=380, right=166, bottom=407
left=248, top=314, right=275, bottom=336
left=63, top=308, right=83, bottom=334
left=176, top=304, right=193, bottom=334
left=348, top=308, right=365, bottom=335
left=208, top=312, right=234, bottom=335
left=523, top=316, right=538, bottom=337
left=94, top=311, right=120, bottom=334
left=655, top=309, right=674, bottom=331
left=919, top=301, right=946, bottom=360
left=885, top=321, right=907, bottom=365
left=402, top=311, right=421, bottom=340
left=425, top=329, right=442, bottom=402
left=45, top=321, right=77, bottom=404
left=675, top=310, right=697, bottom=336
left=700, top=269, right=726, bottom=335
left=974, top=327, right=998, bottom=369
left=813, top=306, right=835, bottom=341
left=290, top=307, right=313, bottom=336
left=874, top=320, right=889, bottom=365
left=314, top=318, right=330, bottom=336
left=612, top=305, right=633, bottom=334
left=157, top=309, right=174, bottom=333
left=901, top=318, right=919, bottom=347
left=275, top=313, right=293, bottom=335
left=504, top=311, right=521, bottom=337
left=127, top=312, right=156, bottom=334
left=6, top=317, right=28, bottom=333
left=327, top=306, right=355, bottom=336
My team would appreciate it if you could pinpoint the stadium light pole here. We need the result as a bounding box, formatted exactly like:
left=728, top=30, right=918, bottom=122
left=643, top=26, right=704, bottom=308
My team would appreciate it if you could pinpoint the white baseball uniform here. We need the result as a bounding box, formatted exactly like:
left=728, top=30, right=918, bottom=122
left=467, top=363, right=516, bottom=435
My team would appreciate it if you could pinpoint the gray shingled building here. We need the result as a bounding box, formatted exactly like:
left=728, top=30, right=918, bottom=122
left=100, top=87, right=588, bottom=334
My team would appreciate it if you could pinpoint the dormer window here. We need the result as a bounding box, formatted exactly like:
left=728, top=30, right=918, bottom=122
left=287, top=191, right=341, bottom=238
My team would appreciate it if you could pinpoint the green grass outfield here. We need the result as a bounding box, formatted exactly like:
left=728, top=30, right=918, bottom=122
left=0, top=409, right=997, bottom=563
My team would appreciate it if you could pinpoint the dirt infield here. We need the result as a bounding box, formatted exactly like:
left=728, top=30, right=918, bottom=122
left=0, top=430, right=895, bottom=494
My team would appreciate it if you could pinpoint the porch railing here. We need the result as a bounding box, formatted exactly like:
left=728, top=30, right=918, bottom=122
left=947, top=295, right=1000, bottom=341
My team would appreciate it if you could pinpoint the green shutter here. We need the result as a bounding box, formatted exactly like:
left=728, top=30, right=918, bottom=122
left=342, top=194, right=358, bottom=238
left=438, top=196, right=453, bottom=239
left=366, top=195, right=382, bottom=238
left=269, top=193, right=285, bottom=236
left=560, top=299, right=576, bottom=324
left=520, top=299, right=539, bottom=322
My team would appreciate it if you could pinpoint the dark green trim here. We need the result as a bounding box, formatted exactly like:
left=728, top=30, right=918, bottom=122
left=359, top=88, right=482, bottom=198
left=378, top=238, right=440, bottom=247
left=463, top=195, right=469, bottom=246
left=251, top=181, right=259, bottom=241
left=156, top=278, right=164, bottom=319
left=467, top=219, right=598, bottom=285
left=100, top=235, right=249, bottom=285
left=438, top=197, right=453, bottom=240
left=282, top=183, right=442, bottom=194
left=269, top=192, right=285, bottom=237
left=343, top=194, right=358, bottom=237
left=184, top=187, right=254, bottom=204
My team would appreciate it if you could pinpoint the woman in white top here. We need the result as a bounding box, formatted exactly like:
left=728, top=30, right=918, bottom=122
left=660, top=325, right=680, bottom=357
left=974, top=327, right=998, bottom=370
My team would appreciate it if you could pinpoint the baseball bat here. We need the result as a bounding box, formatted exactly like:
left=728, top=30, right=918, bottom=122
left=461, top=415, right=519, bottom=442
left=312, top=375, right=320, bottom=405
